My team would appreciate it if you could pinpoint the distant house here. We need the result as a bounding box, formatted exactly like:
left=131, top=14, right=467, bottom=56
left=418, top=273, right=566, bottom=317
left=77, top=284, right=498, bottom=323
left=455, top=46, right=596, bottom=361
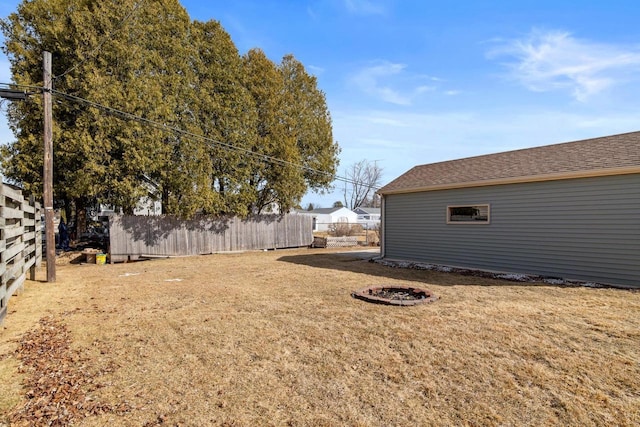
left=133, top=196, right=162, bottom=216
left=98, top=180, right=162, bottom=217
left=296, top=207, right=358, bottom=232
left=98, top=196, right=162, bottom=218
left=378, top=131, right=640, bottom=287
left=353, top=207, right=381, bottom=228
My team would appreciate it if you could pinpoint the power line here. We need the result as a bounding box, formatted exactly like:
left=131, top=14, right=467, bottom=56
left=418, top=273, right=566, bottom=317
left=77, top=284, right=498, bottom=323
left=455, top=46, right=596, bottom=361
left=50, top=88, right=376, bottom=189
left=0, top=83, right=41, bottom=109
left=0, top=82, right=45, bottom=92
left=52, top=89, right=323, bottom=173
left=0, top=81, right=381, bottom=191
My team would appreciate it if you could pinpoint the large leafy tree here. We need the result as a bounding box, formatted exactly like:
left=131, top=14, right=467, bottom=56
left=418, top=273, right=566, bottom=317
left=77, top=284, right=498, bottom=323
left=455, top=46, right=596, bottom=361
left=242, top=50, right=340, bottom=214
left=185, top=20, right=259, bottom=217
left=1, top=0, right=339, bottom=220
left=1, top=0, right=194, bottom=219
left=279, top=54, right=339, bottom=194
left=0, top=0, right=84, bottom=203
left=242, top=48, right=303, bottom=214
left=77, top=0, right=195, bottom=214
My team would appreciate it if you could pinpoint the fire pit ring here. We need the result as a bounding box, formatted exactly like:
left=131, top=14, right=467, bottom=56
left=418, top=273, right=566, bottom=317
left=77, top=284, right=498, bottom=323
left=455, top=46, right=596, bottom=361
left=351, top=285, right=438, bottom=306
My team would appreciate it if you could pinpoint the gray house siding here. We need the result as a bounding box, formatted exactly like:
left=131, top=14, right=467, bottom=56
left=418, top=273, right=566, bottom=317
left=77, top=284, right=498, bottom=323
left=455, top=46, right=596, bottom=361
left=383, top=174, right=640, bottom=287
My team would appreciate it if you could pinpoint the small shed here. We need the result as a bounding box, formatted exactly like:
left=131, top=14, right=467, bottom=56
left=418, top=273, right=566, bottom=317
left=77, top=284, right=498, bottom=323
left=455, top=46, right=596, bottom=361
left=378, top=131, right=640, bottom=287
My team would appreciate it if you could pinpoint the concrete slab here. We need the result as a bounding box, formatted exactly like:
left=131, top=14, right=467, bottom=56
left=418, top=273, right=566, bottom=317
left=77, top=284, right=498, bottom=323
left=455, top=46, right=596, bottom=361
left=334, top=248, right=380, bottom=260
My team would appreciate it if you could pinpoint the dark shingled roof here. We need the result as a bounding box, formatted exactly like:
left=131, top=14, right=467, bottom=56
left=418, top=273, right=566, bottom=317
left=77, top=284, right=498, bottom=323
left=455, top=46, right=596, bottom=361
left=379, top=131, right=640, bottom=194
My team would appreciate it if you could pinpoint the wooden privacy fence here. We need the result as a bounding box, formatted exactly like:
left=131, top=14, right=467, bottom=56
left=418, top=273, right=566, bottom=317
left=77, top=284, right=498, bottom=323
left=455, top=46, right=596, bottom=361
left=109, top=214, right=313, bottom=262
left=0, top=184, right=42, bottom=324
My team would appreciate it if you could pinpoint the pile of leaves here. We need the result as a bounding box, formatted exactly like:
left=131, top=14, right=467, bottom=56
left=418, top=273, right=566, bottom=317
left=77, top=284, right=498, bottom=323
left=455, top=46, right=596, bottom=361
left=7, top=316, right=131, bottom=426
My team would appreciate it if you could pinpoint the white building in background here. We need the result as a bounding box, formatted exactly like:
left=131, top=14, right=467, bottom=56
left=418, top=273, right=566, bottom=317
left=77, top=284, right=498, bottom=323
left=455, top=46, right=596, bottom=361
left=353, top=207, right=381, bottom=229
left=295, top=207, right=358, bottom=232
left=97, top=196, right=162, bottom=218
left=134, top=196, right=162, bottom=216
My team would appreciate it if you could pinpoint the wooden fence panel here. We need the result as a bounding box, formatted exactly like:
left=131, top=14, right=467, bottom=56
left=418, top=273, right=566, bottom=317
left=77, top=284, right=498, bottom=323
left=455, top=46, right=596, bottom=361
left=109, top=214, right=313, bottom=262
left=0, top=183, right=42, bottom=325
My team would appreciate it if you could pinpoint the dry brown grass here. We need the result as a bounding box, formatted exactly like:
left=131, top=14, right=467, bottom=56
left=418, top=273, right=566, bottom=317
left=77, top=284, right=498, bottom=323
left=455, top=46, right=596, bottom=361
left=1, top=248, right=639, bottom=426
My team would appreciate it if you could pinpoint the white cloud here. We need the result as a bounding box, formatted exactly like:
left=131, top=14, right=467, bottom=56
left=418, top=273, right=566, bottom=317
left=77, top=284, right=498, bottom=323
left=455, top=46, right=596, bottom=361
left=349, top=61, right=410, bottom=105
left=415, top=85, right=435, bottom=94
left=365, top=116, right=409, bottom=127
left=489, top=29, right=640, bottom=101
left=349, top=61, right=439, bottom=105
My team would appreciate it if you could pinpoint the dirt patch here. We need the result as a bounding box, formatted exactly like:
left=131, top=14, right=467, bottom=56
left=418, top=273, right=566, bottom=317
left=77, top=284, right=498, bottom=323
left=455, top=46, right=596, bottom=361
left=0, top=247, right=639, bottom=426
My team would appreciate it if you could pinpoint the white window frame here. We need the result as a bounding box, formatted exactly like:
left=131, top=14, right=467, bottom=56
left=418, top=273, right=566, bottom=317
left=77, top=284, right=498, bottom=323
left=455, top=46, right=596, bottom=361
left=446, top=204, right=491, bottom=224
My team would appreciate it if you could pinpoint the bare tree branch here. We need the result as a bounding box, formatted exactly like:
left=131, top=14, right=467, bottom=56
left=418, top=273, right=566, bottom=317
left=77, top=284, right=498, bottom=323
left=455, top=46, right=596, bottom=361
left=343, top=159, right=383, bottom=209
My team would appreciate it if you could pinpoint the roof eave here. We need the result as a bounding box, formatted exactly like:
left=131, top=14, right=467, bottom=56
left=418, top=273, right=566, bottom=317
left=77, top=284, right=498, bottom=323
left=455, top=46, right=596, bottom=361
left=378, top=166, right=640, bottom=195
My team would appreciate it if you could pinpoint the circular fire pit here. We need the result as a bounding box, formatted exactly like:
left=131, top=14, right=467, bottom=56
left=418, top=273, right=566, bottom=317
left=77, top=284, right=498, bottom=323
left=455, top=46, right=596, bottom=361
left=351, top=285, right=438, bottom=306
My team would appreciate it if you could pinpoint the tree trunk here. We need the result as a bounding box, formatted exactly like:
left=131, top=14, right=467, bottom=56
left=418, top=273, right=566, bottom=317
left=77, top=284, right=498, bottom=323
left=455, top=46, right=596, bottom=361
left=63, top=200, right=74, bottom=240
left=162, top=188, right=169, bottom=215
left=74, top=197, right=87, bottom=240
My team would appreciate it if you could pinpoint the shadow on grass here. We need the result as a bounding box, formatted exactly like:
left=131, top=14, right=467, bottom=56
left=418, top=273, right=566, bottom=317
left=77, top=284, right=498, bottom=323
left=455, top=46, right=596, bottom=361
left=277, top=250, right=575, bottom=288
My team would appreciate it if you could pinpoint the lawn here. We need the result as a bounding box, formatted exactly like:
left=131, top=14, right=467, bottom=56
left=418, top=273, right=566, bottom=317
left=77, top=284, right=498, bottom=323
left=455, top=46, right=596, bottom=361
left=0, top=248, right=638, bottom=426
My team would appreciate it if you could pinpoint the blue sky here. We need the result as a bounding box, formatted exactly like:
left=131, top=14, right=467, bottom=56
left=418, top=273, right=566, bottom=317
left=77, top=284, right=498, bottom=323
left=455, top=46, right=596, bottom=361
left=2, top=0, right=640, bottom=208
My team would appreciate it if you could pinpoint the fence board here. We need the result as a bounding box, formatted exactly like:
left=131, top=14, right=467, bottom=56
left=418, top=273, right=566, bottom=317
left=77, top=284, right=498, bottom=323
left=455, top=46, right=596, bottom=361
left=0, top=206, right=24, bottom=219
left=6, top=274, right=25, bottom=301
left=22, top=231, right=36, bottom=241
left=0, top=183, right=42, bottom=326
left=2, top=223, right=24, bottom=240
left=2, top=260, right=24, bottom=283
left=109, top=214, right=313, bottom=262
left=0, top=184, right=23, bottom=201
left=21, top=202, right=35, bottom=214
left=1, top=242, right=25, bottom=263
left=24, top=255, right=36, bottom=271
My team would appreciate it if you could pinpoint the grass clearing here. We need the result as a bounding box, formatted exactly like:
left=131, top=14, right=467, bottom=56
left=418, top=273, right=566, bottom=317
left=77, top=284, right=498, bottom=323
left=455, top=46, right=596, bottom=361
left=1, top=248, right=639, bottom=426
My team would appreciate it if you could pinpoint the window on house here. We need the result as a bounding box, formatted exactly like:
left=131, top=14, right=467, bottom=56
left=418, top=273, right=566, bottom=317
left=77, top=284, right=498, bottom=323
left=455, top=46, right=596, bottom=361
left=447, top=205, right=490, bottom=224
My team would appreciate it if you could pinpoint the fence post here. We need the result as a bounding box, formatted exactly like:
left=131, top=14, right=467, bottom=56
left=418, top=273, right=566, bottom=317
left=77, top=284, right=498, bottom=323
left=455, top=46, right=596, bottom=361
left=29, top=195, right=37, bottom=281
left=365, top=223, right=369, bottom=246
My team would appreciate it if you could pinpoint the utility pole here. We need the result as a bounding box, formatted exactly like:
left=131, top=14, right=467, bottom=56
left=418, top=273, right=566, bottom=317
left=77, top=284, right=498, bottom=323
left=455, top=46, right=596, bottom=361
left=43, top=51, right=55, bottom=282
